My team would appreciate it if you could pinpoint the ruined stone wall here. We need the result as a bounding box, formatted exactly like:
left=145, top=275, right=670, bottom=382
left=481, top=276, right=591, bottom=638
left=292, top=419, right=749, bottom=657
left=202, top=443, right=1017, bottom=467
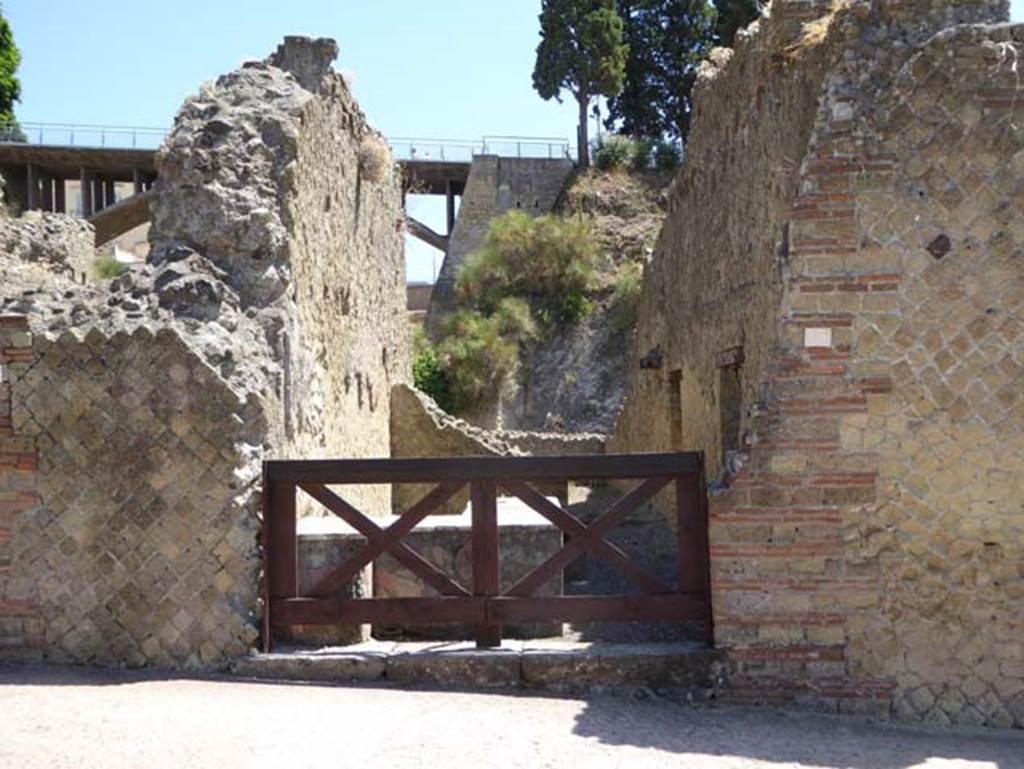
left=151, top=37, right=409, bottom=517
left=830, top=19, right=1024, bottom=727
left=283, top=44, right=409, bottom=515
left=0, top=37, right=409, bottom=668
left=389, top=384, right=581, bottom=515
left=611, top=0, right=1021, bottom=727
left=610, top=1, right=841, bottom=479
left=0, top=212, right=94, bottom=284
left=0, top=320, right=262, bottom=666
left=390, top=384, right=521, bottom=516
left=0, top=317, right=39, bottom=656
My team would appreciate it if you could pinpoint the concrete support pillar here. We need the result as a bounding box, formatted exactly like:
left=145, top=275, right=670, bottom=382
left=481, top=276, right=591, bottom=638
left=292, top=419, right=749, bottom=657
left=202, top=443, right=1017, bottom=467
left=132, top=168, right=144, bottom=196
left=92, top=179, right=105, bottom=211
left=104, top=179, right=116, bottom=209
left=40, top=176, right=53, bottom=212
left=79, top=167, right=93, bottom=217
left=25, top=163, right=37, bottom=211
left=445, top=179, right=456, bottom=235
left=54, top=179, right=66, bottom=214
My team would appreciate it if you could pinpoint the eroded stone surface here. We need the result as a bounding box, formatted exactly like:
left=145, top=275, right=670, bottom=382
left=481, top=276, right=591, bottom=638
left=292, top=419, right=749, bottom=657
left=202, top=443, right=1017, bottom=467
left=0, top=35, right=409, bottom=668
left=611, top=0, right=1023, bottom=728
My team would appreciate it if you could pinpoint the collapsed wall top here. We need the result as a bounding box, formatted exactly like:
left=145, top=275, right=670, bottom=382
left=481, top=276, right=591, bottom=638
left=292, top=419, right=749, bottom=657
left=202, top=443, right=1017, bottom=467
left=149, top=35, right=384, bottom=308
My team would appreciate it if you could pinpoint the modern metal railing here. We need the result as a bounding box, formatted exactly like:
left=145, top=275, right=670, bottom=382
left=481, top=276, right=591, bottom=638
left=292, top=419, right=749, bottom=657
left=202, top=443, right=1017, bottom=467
left=0, top=122, right=169, bottom=150
left=0, top=122, right=572, bottom=161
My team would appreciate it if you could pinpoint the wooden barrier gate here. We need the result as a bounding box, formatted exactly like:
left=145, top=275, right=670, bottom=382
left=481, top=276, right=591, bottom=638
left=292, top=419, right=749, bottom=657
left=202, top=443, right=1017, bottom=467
left=262, top=453, right=712, bottom=651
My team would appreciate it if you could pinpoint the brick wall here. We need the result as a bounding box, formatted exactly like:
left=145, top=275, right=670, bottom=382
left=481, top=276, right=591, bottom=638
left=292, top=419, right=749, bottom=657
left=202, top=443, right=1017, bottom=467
left=612, top=0, right=1021, bottom=727
left=0, top=315, right=41, bottom=658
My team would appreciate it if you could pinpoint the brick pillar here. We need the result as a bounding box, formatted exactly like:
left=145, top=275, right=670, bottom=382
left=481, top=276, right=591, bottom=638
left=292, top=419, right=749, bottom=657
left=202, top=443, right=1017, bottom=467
left=0, top=315, right=40, bottom=658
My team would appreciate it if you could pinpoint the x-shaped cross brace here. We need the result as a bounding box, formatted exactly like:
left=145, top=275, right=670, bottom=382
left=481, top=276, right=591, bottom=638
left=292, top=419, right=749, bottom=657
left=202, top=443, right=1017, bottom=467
left=500, top=476, right=673, bottom=597
left=302, top=481, right=470, bottom=597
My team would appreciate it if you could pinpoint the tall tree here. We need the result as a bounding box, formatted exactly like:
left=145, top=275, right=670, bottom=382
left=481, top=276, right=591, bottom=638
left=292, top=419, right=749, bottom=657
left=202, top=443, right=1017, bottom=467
left=714, top=0, right=760, bottom=46
left=605, top=0, right=717, bottom=143
left=0, top=8, right=21, bottom=137
left=533, top=0, right=628, bottom=167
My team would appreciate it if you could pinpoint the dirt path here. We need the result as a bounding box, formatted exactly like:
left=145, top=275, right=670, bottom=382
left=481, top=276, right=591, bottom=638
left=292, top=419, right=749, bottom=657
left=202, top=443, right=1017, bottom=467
left=1, top=665, right=1021, bottom=769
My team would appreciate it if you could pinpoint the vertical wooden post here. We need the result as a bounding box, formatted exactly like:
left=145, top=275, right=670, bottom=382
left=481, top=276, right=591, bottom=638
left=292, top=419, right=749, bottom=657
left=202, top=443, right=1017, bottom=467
left=471, top=479, right=501, bottom=648
left=264, top=469, right=297, bottom=653
left=697, top=457, right=714, bottom=646
left=677, top=455, right=713, bottom=646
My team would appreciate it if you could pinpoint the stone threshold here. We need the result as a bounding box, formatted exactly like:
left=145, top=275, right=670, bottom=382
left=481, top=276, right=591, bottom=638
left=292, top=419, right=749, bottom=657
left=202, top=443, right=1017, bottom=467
left=231, top=639, right=724, bottom=693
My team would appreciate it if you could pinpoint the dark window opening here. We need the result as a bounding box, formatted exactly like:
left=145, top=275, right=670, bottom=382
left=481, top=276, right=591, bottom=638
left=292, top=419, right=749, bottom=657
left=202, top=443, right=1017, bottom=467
left=668, top=369, right=683, bottom=451
left=718, top=363, right=742, bottom=465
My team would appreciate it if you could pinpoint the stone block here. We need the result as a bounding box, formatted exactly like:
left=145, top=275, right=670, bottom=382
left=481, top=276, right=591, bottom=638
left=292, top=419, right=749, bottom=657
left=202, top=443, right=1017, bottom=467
left=520, top=640, right=723, bottom=691
left=231, top=643, right=391, bottom=683
left=386, top=641, right=522, bottom=688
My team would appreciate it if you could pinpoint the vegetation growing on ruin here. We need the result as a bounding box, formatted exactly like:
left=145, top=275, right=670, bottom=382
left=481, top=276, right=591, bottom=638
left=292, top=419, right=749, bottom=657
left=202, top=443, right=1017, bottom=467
left=416, top=296, right=546, bottom=416
left=412, top=329, right=456, bottom=413
left=94, top=255, right=127, bottom=279
left=455, top=210, right=598, bottom=324
left=417, top=211, right=601, bottom=413
left=593, top=134, right=680, bottom=172
left=421, top=169, right=672, bottom=417
left=357, top=136, right=392, bottom=183
left=610, top=260, right=643, bottom=331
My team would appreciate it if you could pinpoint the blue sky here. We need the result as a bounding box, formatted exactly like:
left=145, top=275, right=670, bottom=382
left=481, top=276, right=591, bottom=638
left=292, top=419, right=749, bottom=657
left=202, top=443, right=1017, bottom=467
left=7, top=0, right=1024, bottom=281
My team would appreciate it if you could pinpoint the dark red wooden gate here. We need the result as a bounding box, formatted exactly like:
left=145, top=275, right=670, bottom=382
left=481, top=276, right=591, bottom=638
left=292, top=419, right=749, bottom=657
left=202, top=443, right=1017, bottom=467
left=261, top=453, right=712, bottom=651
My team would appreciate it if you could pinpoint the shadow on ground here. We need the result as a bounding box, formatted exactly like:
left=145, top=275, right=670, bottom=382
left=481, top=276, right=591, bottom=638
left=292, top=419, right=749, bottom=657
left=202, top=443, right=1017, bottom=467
left=572, top=695, right=1024, bottom=769
left=2, top=664, right=1023, bottom=768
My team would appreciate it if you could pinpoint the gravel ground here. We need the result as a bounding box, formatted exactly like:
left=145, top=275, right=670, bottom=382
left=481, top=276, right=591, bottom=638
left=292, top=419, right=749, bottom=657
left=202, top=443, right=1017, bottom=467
left=1, top=665, right=1022, bottom=769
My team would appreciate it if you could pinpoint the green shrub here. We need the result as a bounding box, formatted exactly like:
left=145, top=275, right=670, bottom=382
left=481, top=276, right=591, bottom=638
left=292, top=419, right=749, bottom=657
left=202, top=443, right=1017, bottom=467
left=435, top=210, right=599, bottom=413
left=610, top=261, right=644, bottom=332
left=593, top=134, right=635, bottom=170
left=436, top=298, right=537, bottom=413
left=630, top=138, right=656, bottom=171
left=94, top=255, right=127, bottom=280
left=654, top=140, right=681, bottom=172
left=412, top=331, right=456, bottom=413
left=455, top=210, right=596, bottom=323
left=561, top=290, right=592, bottom=324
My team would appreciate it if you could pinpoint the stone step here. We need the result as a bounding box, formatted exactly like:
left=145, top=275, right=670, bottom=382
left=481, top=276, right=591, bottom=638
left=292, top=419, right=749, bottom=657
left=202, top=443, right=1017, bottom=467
left=231, top=639, right=724, bottom=695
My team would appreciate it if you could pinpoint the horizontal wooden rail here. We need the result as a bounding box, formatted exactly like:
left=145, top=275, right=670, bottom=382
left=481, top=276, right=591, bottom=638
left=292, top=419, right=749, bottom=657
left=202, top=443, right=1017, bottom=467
left=273, top=594, right=707, bottom=626
left=265, top=452, right=702, bottom=484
